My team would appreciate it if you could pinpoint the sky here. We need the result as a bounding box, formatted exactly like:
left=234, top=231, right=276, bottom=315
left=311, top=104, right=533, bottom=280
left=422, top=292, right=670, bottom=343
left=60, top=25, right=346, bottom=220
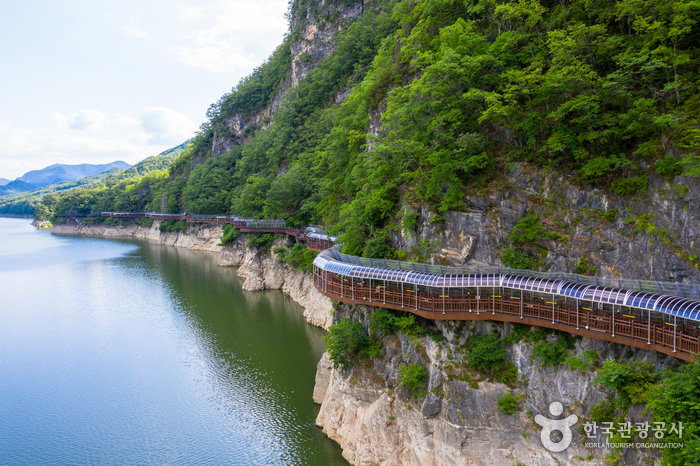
left=0, top=0, right=289, bottom=180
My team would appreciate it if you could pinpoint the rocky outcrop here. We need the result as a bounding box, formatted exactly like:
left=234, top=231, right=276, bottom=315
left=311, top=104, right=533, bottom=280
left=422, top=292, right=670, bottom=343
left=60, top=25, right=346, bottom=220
left=395, top=163, right=700, bottom=283
left=314, top=305, right=670, bottom=466
left=51, top=220, right=333, bottom=330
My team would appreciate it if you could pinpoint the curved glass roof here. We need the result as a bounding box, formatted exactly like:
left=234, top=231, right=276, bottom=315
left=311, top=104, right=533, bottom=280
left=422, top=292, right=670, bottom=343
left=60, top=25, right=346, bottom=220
left=313, top=248, right=700, bottom=322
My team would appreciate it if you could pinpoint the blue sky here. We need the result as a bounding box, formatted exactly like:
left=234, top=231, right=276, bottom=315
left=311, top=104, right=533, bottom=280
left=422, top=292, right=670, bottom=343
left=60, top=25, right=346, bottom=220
left=0, top=0, right=289, bottom=179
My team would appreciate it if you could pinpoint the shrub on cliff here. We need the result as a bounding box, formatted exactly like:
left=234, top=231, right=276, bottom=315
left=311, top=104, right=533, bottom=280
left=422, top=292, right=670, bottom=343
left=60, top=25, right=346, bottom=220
left=399, top=362, right=428, bottom=398
left=497, top=392, right=519, bottom=415
left=218, top=224, right=240, bottom=245
left=467, top=333, right=506, bottom=371
left=324, top=318, right=380, bottom=370
left=284, top=242, right=317, bottom=274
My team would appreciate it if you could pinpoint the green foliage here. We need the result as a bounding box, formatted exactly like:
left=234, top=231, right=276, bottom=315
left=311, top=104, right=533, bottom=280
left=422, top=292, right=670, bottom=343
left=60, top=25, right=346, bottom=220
left=646, top=358, right=700, bottom=465
left=564, top=350, right=599, bottom=373
left=369, top=308, right=397, bottom=335
left=498, top=392, right=519, bottom=415
left=394, top=314, right=424, bottom=336
left=139, top=218, right=154, bottom=228
left=655, top=155, right=684, bottom=180
left=574, top=257, right=598, bottom=276
left=219, top=224, right=240, bottom=245
left=158, top=220, right=189, bottom=233
left=324, top=318, right=371, bottom=370
left=501, top=248, right=542, bottom=270
left=612, top=176, right=648, bottom=196
left=593, top=359, right=655, bottom=404
left=495, top=362, right=519, bottom=387
left=399, top=362, right=428, bottom=398
left=532, top=335, right=576, bottom=367
left=284, top=242, right=318, bottom=273
left=510, top=215, right=567, bottom=245
left=504, top=324, right=530, bottom=345
left=468, top=333, right=507, bottom=371
left=246, top=233, right=275, bottom=253
left=590, top=397, right=616, bottom=424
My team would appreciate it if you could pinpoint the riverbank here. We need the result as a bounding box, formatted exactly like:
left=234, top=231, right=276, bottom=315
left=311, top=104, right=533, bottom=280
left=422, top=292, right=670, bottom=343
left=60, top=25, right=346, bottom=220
left=51, top=220, right=334, bottom=330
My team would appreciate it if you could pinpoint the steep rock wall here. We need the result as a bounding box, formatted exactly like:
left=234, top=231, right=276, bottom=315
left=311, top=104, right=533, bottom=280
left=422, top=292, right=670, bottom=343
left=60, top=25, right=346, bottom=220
left=395, top=163, right=700, bottom=283
left=314, top=305, right=671, bottom=466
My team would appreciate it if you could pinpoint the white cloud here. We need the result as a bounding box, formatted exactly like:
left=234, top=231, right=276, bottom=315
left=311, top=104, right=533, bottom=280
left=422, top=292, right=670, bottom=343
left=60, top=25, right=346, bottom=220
left=140, top=107, right=197, bottom=144
left=119, top=18, right=149, bottom=39
left=173, top=0, right=288, bottom=73
left=177, top=5, right=204, bottom=20
left=0, top=107, right=195, bottom=179
left=70, top=109, right=107, bottom=131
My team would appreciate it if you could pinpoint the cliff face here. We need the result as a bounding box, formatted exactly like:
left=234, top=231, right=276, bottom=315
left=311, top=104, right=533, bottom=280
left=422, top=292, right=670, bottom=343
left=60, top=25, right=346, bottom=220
left=314, top=305, right=670, bottom=466
left=394, top=162, right=700, bottom=283
left=210, top=0, right=363, bottom=157
left=52, top=221, right=333, bottom=330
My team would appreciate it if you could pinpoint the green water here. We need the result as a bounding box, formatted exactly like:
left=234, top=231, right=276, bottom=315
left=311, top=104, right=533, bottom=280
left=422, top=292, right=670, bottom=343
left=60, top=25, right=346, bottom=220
left=0, top=218, right=347, bottom=465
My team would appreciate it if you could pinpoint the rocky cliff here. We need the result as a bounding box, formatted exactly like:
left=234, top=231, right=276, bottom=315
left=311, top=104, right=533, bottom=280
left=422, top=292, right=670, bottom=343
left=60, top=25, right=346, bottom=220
left=51, top=220, right=333, bottom=330
left=394, top=162, right=700, bottom=284
left=314, top=305, right=671, bottom=466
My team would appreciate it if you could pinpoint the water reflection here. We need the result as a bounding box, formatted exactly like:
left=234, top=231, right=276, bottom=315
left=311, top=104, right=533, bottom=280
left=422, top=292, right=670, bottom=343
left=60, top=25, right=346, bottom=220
left=0, top=219, right=346, bottom=465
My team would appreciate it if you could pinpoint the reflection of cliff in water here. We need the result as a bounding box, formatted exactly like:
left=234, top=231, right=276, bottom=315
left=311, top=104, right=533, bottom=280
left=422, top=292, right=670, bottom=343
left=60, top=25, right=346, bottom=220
left=128, top=240, right=343, bottom=464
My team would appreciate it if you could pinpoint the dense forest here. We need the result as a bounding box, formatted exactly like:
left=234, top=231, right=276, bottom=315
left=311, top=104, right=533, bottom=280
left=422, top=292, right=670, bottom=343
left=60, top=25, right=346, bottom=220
left=42, top=0, right=699, bottom=258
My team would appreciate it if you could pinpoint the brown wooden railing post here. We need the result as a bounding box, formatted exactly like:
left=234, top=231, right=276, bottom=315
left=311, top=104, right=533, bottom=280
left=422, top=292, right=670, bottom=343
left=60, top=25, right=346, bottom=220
left=383, top=280, right=386, bottom=304
left=477, top=287, right=480, bottom=315
left=520, top=289, right=523, bottom=319
left=442, top=286, right=445, bottom=315
left=415, top=283, right=418, bottom=311
left=612, top=305, right=615, bottom=338
left=493, top=287, right=496, bottom=315
left=576, top=299, right=579, bottom=329
left=401, top=281, right=404, bottom=308
left=552, top=293, right=555, bottom=324
left=351, top=277, right=354, bottom=301
left=648, top=309, right=651, bottom=345
left=674, top=315, right=677, bottom=353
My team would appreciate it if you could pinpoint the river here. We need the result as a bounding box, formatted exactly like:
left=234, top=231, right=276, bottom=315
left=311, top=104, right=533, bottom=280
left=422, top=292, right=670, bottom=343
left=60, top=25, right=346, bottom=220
left=0, top=218, right=347, bottom=465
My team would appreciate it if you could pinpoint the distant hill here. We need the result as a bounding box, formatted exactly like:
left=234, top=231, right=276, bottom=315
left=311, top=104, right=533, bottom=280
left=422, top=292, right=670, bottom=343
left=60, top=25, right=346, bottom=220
left=0, top=161, right=132, bottom=196
left=0, top=178, right=9, bottom=186
left=118, top=140, right=191, bottom=179
left=0, top=141, right=190, bottom=216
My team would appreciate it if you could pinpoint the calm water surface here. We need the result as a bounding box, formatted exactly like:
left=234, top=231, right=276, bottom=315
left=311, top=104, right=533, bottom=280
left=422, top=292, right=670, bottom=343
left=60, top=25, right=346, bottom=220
left=0, top=219, right=347, bottom=465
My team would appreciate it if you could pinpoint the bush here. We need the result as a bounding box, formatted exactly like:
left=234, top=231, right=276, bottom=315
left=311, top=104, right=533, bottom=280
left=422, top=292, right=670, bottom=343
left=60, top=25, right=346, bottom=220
left=498, top=392, right=519, bottom=415
left=574, top=257, right=598, bottom=275
left=612, top=176, right=648, bottom=196
left=501, top=248, right=541, bottom=269
left=324, top=318, right=370, bottom=370
left=655, top=155, right=683, bottom=179
left=468, top=333, right=507, bottom=371
left=593, top=360, right=655, bottom=404
left=532, top=336, right=575, bottom=367
left=399, top=363, right=428, bottom=398
left=495, top=362, right=519, bottom=387
left=284, top=242, right=317, bottom=274
left=563, top=350, right=599, bottom=373
left=246, top=233, right=275, bottom=253
left=589, top=397, right=616, bottom=424
left=504, top=324, right=530, bottom=344
left=159, top=220, right=189, bottom=232
left=394, top=314, right=424, bottom=336
left=139, top=218, right=154, bottom=228
left=219, top=224, right=240, bottom=245
left=369, top=309, right=397, bottom=335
